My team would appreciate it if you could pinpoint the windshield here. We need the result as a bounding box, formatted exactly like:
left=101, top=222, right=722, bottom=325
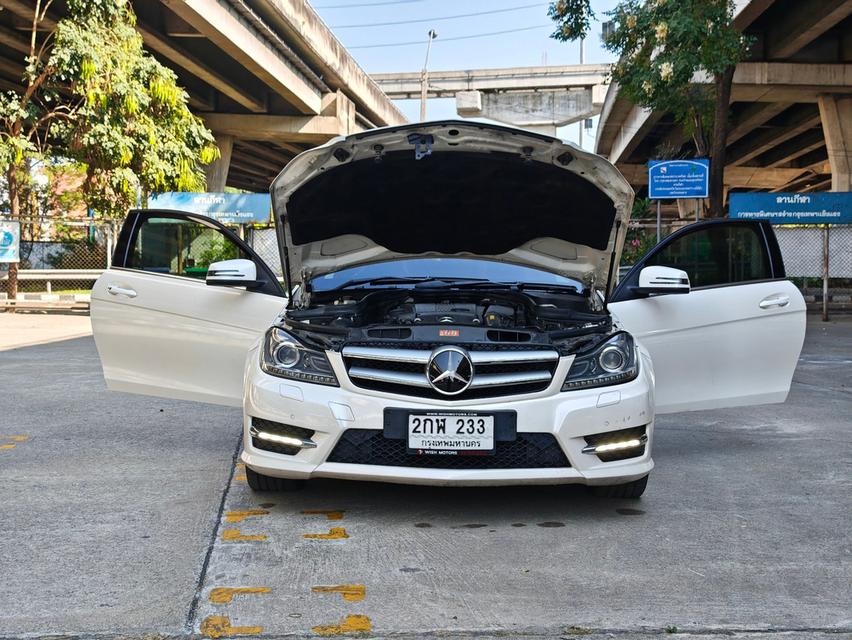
left=309, top=258, right=584, bottom=293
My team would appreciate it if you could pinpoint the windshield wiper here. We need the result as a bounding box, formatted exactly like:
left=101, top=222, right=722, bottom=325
left=329, top=276, right=489, bottom=290
left=424, top=280, right=584, bottom=295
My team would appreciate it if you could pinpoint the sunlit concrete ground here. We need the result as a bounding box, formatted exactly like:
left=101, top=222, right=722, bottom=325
left=0, top=317, right=849, bottom=639
left=0, top=311, right=92, bottom=351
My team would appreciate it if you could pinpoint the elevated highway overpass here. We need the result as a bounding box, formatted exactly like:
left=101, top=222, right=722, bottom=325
left=0, top=0, right=406, bottom=191
left=372, top=64, right=609, bottom=135
left=595, top=0, right=852, bottom=199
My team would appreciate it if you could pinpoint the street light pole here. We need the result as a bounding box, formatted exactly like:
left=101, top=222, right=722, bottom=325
left=420, top=29, right=437, bottom=122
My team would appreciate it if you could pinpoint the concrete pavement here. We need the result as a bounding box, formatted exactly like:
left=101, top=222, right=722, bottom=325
left=0, top=312, right=92, bottom=351
left=0, top=318, right=849, bottom=639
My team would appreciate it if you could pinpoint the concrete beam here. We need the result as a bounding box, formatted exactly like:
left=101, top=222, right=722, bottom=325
left=202, top=114, right=342, bottom=143
left=0, top=0, right=57, bottom=29
left=733, top=0, right=775, bottom=30
left=766, top=0, right=852, bottom=59
left=250, top=0, right=405, bottom=127
left=372, top=64, right=610, bottom=99
left=204, top=134, right=233, bottom=191
left=727, top=102, right=792, bottom=145
left=608, top=106, right=662, bottom=165
left=0, top=24, right=31, bottom=54
left=726, top=106, right=822, bottom=166
left=730, top=63, right=852, bottom=101
left=617, top=163, right=831, bottom=190
left=759, top=129, right=826, bottom=168
left=818, top=94, right=852, bottom=191
left=137, top=23, right=266, bottom=113
left=162, top=0, right=322, bottom=114
left=456, top=89, right=598, bottom=130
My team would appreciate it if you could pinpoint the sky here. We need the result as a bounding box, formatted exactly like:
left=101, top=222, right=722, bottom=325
left=308, top=0, right=621, bottom=149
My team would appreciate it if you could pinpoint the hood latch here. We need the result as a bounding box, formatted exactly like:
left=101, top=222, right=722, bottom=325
left=407, top=133, right=433, bottom=160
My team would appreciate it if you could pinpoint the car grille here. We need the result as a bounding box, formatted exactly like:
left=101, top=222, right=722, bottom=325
left=326, top=429, right=570, bottom=469
left=341, top=343, right=560, bottom=400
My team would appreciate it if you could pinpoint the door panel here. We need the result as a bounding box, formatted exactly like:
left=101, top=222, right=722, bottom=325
left=91, top=211, right=285, bottom=406
left=610, top=220, right=806, bottom=414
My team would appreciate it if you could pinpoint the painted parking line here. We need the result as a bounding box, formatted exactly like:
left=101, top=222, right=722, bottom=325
left=222, top=528, right=267, bottom=542
left=225, top=509, right=269, bottom=523
left=303, top=527, right=349, bottom=540
left=209, top=587, right=271, bottom=604
left=200, top=615, right=262, bottom=638
left=0, top=435, right=28, bottom=450
left=233, top=463, right=247, bottom=483
left=302, top=509, right=345, bottom=521
left=311, top=614, right=371, bottom=636
left=311, top=584, right=366, bottom=602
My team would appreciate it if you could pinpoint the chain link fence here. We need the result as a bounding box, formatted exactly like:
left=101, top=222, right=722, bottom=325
left=1, top=219, right=116, bottom=297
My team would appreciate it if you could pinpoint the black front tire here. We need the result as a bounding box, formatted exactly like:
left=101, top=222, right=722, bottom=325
left=592, top=474, right=648, bottom=499
left=245, top=466, right=306, bottom=492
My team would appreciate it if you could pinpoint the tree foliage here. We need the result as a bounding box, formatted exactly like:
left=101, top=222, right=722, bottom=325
left=549, top=0, right=752, bottom=216
left=0, top=0, right=219, bottom=219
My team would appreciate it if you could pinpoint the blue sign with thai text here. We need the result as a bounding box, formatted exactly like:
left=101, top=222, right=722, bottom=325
left=149, top=192, right=271, bottom=224
left=0, top=220, right=20, bottom=263
left=730, top=192, right=852, bottom=225
left=648, top=159, right=710, bottom=199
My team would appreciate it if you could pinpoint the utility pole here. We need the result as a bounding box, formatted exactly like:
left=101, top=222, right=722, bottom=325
left=420, top=29, right=437, bottom=122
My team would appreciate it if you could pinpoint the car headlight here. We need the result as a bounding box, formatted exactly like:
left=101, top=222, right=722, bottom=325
left=260, top=327, right=338, bottom=386
left=562, top=332, right=638, bottom=391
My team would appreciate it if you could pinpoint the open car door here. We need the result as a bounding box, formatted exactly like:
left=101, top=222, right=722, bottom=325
left=609, top=219, right=806, bottom=414
left=90, top=210, right=286, bottom=407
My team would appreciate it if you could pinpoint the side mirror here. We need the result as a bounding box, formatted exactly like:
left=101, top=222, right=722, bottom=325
left=635, top=265, right=690, bottom=296
left=206, top=259, right=263, bottom=288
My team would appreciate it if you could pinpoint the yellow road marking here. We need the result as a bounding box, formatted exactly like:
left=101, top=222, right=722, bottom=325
left=222, top=528, right=267, bottom=542
left=0, top=435, right=28, bottom=442
left=311, top=584, right=365, bottom=602
left=311, top=614, right=371, bottom=636
left=236, top=462, right=245, bottom=469
left=302, top=509, right=344, bottom=521
left=225, top=509, right=269, bottom=523
left=303, top=527, right=349, bottom=540
left=200, top=615, right=262, bottom=638
left=234, top=474, right=247, bottom=482
left=0, top=444, right=15, bottom=450
left=209, top=587, right=271, bottom=604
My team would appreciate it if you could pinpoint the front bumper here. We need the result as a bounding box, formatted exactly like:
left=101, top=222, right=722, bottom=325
left=241, top=346, right=655, bottom=487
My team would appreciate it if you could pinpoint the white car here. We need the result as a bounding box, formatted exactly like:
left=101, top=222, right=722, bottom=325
left=90, top=121, right=806, bottom=498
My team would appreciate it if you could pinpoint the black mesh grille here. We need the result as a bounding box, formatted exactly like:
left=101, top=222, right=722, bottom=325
left=251, top=418, right=315, bottom=456
left=327, top=429, right=570, bottom=469
left=584, top=425, right=646, bottom=462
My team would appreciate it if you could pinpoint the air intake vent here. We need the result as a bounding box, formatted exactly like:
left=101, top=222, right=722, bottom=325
left=367, top=327, right=413, bottom=339
left=487, top=329, right=532, bottom=342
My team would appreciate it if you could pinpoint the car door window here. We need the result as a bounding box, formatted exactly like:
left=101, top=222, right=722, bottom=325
left=644, top=224, right=772, bottom=288
left=127, top=216, right=246, bottom=279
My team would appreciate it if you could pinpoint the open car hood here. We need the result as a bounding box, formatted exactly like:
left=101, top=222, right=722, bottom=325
left=271, top=121, right=633, bottom=298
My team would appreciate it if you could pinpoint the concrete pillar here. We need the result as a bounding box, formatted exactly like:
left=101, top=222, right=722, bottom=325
left=817, top=94, right=852, bottom=191
left=456, top=89, right=596, bottom=134
left=204, top=134, right=233, bottom=192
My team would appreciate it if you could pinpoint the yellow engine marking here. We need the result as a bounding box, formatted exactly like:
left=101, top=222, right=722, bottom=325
left=225, top=509, right=269, bottom=523
left=209, top=587, right=271, bottom=604
left=312, top=614, right=371, bottom=636
left=303, top=527, right=349, bottom=540
left=311, top=584, right=365, bottom=602
left=302, top=509, right=344, bottom=521
left=200, top=615, right=262, bottom=638
left=222, top=528, right=267, bottom=542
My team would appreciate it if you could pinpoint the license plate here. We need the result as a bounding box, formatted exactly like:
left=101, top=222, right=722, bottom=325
left=407, top=412, right=494, bottom=454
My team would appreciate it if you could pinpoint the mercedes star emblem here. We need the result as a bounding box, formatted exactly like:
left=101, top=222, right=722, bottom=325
left=426, top=346, right=473, bottom=395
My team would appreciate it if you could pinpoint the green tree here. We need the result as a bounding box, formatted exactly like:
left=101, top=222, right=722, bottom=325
left=0, top=0, right=219, bottom=300
left=549, top=0, right=751, bottom=217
